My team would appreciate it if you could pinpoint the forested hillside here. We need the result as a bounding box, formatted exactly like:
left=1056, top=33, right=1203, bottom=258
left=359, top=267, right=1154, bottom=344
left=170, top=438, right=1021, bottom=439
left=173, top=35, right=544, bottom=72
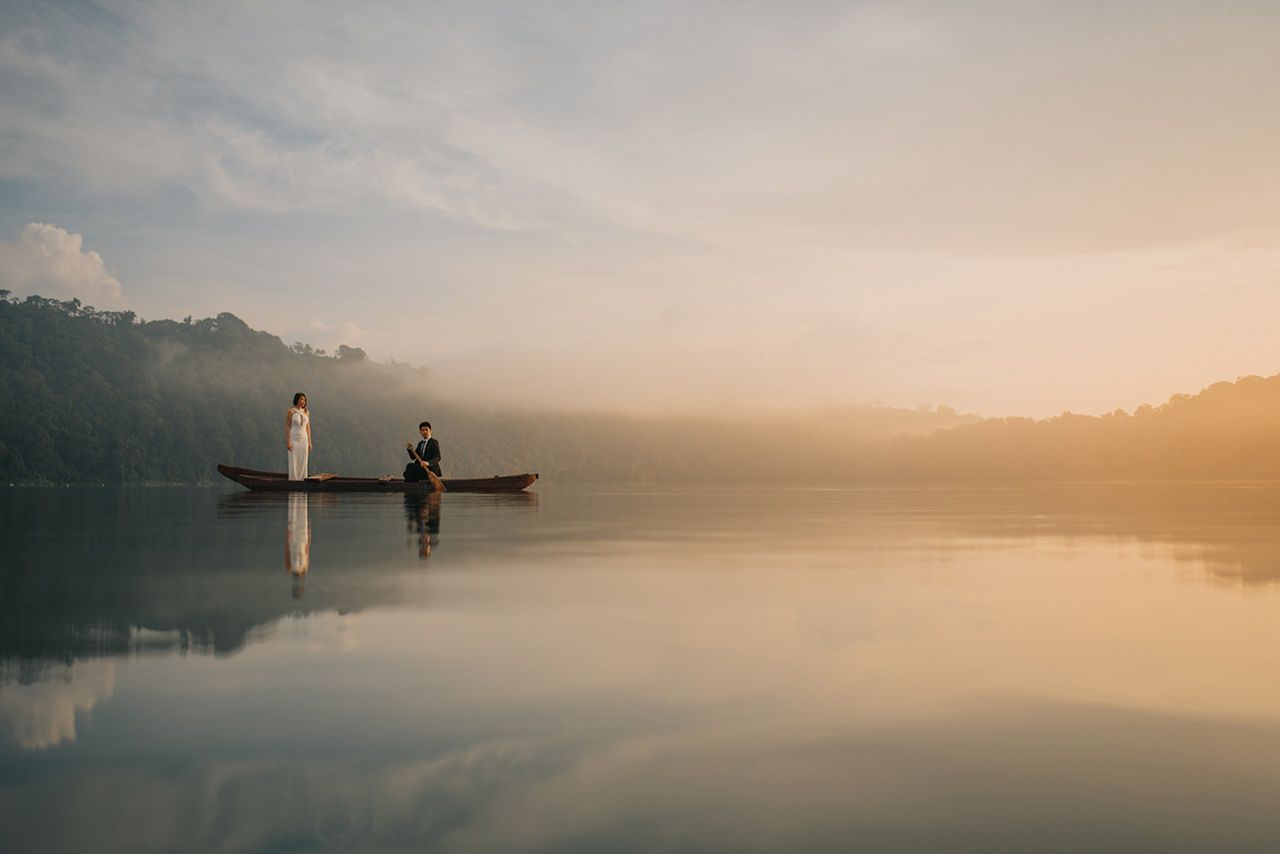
left=0, top=294, right=974, bottom=484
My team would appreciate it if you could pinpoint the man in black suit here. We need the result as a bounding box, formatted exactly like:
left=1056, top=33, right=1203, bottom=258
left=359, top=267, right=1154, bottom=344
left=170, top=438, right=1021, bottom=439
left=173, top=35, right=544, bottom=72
left=405, top=421, right=442, bottom=482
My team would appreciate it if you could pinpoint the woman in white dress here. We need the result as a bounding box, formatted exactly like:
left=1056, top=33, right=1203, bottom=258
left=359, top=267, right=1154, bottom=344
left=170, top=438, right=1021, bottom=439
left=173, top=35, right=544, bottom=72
left=285, top=392, right=312, bottom=480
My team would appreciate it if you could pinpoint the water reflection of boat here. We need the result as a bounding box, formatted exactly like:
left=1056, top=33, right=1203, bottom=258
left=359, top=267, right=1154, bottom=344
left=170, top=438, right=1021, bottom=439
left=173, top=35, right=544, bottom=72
left=218, top=464, right=537, bottom=493
left=215, top=490, right=339, bottom=517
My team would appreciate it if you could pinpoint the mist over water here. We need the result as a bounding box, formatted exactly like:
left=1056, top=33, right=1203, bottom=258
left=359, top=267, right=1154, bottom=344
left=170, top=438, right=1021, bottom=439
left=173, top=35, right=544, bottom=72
left=4, top=484, right=1280, bottom=851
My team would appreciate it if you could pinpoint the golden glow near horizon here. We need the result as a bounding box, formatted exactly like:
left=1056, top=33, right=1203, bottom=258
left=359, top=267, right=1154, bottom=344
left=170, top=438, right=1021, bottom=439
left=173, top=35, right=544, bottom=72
left=2, top=2, right=1279, bottom=417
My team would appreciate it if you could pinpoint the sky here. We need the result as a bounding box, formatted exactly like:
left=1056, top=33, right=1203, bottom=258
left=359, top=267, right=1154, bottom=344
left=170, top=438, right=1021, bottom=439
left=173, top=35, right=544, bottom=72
left=2, top=0, right=1280, bottom=417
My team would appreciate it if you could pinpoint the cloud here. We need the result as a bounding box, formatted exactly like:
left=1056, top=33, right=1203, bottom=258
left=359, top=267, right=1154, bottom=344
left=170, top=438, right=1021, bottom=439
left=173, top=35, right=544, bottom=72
left=0, top=4, right=544, bottom=231
left=299, top=317, right=364, bottom=352
left=4, top=3, right=1280, bottom=252
left=0, top=223, right=124, bottom=306
left=0, top=661, right=117, bottom=750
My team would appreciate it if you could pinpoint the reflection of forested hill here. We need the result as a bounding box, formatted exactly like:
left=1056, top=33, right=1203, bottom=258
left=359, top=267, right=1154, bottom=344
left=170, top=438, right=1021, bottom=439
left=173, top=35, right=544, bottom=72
left=6, top=481, right=1280, bottom=689
left=853, top=484, right=1280, bottom=585
left=0, top=489, right=434, bottom=682
left=0, top=487, right=544, bottom=685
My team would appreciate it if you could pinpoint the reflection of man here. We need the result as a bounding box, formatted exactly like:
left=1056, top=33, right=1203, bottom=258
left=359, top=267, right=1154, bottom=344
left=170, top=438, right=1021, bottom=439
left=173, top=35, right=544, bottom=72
left=405, top=494, right=442, bottom=559
left=404, top=421, right=442, bottom=481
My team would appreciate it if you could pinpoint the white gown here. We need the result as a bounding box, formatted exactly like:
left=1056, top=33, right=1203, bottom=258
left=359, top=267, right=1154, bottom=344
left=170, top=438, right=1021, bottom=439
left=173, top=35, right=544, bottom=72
left=288, top=408, right=310, bottom=480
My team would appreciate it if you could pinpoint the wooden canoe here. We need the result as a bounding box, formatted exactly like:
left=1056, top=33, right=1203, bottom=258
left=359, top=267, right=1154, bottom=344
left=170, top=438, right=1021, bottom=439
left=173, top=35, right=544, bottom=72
left=218, top=464, right=538, bottom=493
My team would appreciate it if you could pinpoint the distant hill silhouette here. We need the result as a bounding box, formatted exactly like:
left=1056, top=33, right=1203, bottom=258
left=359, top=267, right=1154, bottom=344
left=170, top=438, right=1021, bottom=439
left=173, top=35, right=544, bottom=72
left=868, top=376, right=1280, bottom=480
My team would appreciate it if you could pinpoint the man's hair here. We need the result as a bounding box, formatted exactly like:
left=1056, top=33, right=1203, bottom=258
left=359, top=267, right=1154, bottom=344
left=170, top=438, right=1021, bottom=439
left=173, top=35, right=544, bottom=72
left=419, top=421, right=431, bottom=430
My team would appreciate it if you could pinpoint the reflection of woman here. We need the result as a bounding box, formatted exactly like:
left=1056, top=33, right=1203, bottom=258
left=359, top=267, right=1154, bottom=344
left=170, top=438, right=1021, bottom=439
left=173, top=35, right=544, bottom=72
left=285, top=392, right=312, bottom=480
left=285, top=493, right=311, bottom=579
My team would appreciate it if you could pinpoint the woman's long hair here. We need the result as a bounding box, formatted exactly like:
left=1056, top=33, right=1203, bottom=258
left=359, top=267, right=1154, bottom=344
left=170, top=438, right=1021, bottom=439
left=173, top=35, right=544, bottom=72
left=292, top=392, right=307, bottom=409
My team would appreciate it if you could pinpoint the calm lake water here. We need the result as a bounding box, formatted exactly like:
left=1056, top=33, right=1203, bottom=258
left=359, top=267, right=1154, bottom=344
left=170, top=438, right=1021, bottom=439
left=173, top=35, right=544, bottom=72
left=4, top=484, right=1280, bottom=852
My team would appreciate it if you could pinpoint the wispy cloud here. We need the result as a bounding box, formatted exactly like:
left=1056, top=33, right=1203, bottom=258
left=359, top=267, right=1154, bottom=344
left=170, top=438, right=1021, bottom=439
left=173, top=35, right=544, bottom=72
left=296, top=316, right=365, bottom=353
left=4, top=2, right=1279, bottom=251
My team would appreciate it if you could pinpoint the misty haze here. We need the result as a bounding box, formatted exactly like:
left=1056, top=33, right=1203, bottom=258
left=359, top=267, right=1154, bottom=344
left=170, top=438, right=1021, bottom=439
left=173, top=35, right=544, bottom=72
left=5, top=2, right=1280, bottom=853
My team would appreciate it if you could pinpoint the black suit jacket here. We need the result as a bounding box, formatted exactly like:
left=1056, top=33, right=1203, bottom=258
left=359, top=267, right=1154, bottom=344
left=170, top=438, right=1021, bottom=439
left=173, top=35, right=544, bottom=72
left=407, top=437, right=442, bottom=477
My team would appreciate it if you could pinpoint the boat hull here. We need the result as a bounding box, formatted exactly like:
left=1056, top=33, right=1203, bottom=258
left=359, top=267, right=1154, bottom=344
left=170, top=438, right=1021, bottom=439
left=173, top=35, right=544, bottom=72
left=217, top=465, right=537, bottom=493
